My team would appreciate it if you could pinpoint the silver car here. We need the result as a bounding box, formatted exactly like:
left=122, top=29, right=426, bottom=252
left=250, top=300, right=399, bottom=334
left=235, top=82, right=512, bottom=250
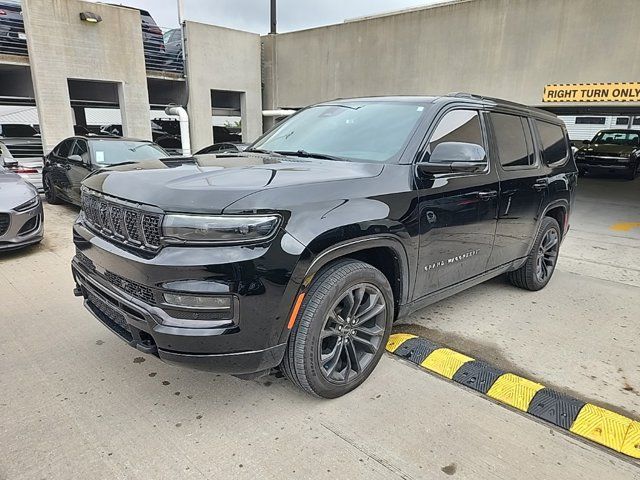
left=0, top=164, right=44, bottom=252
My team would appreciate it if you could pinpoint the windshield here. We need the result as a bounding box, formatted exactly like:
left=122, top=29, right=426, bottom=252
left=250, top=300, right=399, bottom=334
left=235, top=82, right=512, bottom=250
left=0, top=124, right=39, bottom=137
left=251, top=102, right=428, bottom=163
left=591, top=130, right=640, bottom=146
left=89, top=140, right=168, bottom=166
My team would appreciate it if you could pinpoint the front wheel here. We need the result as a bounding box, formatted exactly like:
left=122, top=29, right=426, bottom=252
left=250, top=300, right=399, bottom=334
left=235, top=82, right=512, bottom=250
left=508, top=217, right=561, bottom=291
left=43, top=174, right=61, bottom=205
left=624, top=161, right=639, bottom=180
left=281, top=260, right=393, bottom=398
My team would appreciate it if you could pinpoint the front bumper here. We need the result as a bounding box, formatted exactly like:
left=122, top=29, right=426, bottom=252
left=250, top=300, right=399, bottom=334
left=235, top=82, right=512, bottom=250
left=0, top=201, right=44, bottom=251
left=576, top=157, right=634, bottom=173
left=72, top=221, right=301, bottom=375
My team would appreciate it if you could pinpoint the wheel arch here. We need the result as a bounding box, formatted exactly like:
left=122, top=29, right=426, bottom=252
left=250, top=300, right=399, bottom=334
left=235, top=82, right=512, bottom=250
left=302, top=235, right=411, bottom=320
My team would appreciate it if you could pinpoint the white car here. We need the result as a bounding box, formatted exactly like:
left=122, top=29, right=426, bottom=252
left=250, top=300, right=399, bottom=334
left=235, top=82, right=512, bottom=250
left=0, top=137, right=44, bottom=192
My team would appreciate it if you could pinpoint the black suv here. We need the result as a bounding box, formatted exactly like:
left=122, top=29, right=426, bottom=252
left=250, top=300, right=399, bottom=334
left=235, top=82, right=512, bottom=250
left=71, top=95, right=577, bottom=398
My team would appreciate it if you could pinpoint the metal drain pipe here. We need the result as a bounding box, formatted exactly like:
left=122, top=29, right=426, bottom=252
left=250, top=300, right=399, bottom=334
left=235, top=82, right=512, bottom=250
left=165, top=105, right=191, bottom=156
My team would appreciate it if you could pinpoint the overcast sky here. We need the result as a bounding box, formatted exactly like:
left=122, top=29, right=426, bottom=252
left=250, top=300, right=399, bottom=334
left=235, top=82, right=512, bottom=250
left=101, top=0, right=445, bottom=32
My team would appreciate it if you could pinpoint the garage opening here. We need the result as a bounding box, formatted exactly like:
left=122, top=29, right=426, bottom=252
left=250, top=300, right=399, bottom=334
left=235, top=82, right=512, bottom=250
left=211, top=89, right=243, bottom=144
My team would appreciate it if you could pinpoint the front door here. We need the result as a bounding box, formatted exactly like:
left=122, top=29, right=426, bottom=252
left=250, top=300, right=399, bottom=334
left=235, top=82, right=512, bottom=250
left=486, top=113, right=548, bottom=268
left=413, top=108, right=499, bottom=299
left=66, top=139, right=92, bottom=204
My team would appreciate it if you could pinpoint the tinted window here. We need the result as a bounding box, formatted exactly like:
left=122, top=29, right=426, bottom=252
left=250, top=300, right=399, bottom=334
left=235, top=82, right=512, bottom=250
left=575, top=117, right=605, bottom=125
left=55, top=139, right=73, bottom=158
left=426, top=109, right=484, bottom=161
left=252, top=102, right=427, bottom=163
left=491, top=113, right=534, bottom=168
left=591, top=130, right=640, bottom=146
left=0, top=124, right=38, bottom=137
left=70, top=140, right=90, bottom=163
left=535, top=120, right=568, bottom=165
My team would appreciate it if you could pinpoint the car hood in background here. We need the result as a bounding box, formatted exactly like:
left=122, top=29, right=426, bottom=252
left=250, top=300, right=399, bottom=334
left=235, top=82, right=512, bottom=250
left=0, top=171, right=37, bottom=210
left=82, top=154, right=384, bottom=214
left=578, top=144, right=637, bottom=156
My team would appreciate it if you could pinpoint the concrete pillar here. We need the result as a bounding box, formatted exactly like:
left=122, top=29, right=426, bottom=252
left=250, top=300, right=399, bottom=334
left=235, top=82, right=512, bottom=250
left=184, top=21, right=263, bottom=151
left=23, top=0, right=152, bottom=152
left=261, top=34, right=278, bottom=132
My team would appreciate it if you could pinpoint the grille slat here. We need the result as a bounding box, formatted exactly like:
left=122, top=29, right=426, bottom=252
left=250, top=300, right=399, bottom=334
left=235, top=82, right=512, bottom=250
left=104, top=271, right=156, bottom=305
left=81, top=192, right=163, bottom=253
left=0, top=213, right=10, bottom=236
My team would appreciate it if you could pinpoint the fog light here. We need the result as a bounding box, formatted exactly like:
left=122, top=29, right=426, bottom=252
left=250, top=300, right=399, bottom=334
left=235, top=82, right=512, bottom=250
left=163, top=293, right=232, bottom=310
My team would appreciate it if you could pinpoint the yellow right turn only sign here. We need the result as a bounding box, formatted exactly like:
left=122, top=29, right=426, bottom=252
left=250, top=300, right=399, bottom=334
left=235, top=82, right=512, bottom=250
left=543, top=82, right=640, bottom=102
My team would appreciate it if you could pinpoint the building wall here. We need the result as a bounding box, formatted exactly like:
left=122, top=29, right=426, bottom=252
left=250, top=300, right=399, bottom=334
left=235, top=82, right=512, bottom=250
left=265, top=0, right=640, bottom=110
left=23, top=0, right=151, bottom=152
left=185, top=22, right=262, bottom=151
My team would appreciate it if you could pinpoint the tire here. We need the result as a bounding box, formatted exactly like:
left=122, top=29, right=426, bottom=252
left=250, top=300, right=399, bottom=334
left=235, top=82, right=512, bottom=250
left=43, top=174, right=61, bottom=205
left=508, top=217, right=561, bottom=291
left=281, top=259, right=394, bottom=398
left=624, top=161, right=639, bottom=180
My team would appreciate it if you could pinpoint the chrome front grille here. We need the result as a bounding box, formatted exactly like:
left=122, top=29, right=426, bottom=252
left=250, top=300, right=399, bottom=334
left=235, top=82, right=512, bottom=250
left=81, top=192, right=163, bottom=253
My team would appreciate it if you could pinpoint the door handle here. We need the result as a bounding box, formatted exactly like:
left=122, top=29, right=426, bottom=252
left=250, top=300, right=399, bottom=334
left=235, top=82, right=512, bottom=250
left=477, top=190, right=498, bottom=200
left=532, top=178, right=549, bottom=191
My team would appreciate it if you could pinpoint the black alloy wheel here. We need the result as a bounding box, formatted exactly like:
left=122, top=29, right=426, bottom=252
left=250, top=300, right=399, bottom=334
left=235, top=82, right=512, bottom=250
left=318, top=283, right=387, bottom=384
left=535, top=228, right=559, bottom=283
left=281, top=259, right=394, bottom=398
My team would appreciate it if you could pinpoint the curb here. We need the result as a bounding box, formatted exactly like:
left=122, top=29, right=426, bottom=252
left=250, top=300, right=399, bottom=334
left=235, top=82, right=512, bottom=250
left=386, top=333, right=640, bottom=460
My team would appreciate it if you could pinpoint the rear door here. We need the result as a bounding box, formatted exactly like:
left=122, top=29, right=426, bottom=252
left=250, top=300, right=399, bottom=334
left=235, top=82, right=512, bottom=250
left=487, top=112, right=549, bottom=268
left=414, top=108, right=499, bottom=298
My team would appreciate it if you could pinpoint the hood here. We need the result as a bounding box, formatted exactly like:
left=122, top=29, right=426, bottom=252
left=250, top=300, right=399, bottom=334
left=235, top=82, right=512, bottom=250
left=82, top=154, right=384, bottom=213
left=0, top=171, right=38, bottom=209
left=578, top=143, right=637, bottom=156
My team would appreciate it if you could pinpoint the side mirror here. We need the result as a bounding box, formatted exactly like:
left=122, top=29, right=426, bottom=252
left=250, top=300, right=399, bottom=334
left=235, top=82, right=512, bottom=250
left=418, top=142, right=487, bottom=175
left=68, top=154, right=84, bottom=163
left=582, top=139, right=591, bottom=145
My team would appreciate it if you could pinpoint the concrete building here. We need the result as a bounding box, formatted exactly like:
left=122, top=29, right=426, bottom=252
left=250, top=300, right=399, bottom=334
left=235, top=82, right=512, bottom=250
left=2, top=0, right=640, bottom=153
left=262, top=0, right=640, bottom=123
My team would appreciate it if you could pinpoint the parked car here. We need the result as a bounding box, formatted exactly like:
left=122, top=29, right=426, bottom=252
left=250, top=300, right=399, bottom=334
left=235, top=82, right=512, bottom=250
left=0, top=164, right=43, bottom=251
left=574, top=129, right=640, bottom=179
left=43, top=137, right=168, bottom=206
left=0, top=124, right=44, bottom=191
left=0, top=1, right=26, bottom=56
left=162, top=27, right=183, bottom=70
left=71, top=94, right=577, bottom=398
left=195, top=143, right=248, bottom=155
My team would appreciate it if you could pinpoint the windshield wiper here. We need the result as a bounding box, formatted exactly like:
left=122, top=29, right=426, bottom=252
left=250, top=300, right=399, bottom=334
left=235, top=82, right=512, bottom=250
left=275, top=150, right=348, bottom=162
left=105, top=161, right=138, bottom=168
left=245, top=148, right=282, bottom=155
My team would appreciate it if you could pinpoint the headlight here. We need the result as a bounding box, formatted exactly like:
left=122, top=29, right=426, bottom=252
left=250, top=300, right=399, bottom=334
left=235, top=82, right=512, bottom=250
left=162, top=214, right=281, bottom=244
left=13, top=196, right=40, bottom=213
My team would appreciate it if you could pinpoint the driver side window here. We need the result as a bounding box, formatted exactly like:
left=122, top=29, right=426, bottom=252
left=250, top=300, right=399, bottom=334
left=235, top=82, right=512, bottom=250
left=70, top=140, right=89, bottom=163
left=425, top=110, right=485, bottom=162
left=54, top=139, right=73, bottom=158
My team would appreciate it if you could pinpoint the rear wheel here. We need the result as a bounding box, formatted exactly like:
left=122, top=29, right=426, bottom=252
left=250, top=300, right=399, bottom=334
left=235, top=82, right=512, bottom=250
left=508, top=217, right=561, bottom=291
left=281, top=260, right=393, bottom=398
left=43, top=174, right=61, bottom=205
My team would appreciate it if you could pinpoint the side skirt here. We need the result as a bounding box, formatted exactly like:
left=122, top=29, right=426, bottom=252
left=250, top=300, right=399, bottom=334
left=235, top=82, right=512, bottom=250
left=397, top=258, right=525, bottom=319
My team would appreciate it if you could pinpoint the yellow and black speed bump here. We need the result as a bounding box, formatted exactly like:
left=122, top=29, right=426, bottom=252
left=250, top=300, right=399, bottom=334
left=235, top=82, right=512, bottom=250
left=386, top=333, right=640, bottom=460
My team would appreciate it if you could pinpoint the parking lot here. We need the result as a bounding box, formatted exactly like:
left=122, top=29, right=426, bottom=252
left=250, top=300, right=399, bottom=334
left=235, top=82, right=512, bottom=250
left=1, top=175, right=638, bottom=479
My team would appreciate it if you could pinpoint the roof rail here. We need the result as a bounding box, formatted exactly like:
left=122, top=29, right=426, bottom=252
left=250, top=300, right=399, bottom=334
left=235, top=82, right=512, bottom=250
left=446, top=92, right=485, bottom=100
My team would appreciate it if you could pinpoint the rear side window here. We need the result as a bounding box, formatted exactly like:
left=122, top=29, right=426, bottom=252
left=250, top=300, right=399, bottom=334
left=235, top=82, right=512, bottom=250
left=491, top=113, right=535, bottom=168
left=535, top=120, right=568, bottom=165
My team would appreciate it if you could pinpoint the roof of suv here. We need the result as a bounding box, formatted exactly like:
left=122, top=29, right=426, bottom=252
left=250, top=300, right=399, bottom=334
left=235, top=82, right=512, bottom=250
left=318, top=93, right=559, bottom=122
